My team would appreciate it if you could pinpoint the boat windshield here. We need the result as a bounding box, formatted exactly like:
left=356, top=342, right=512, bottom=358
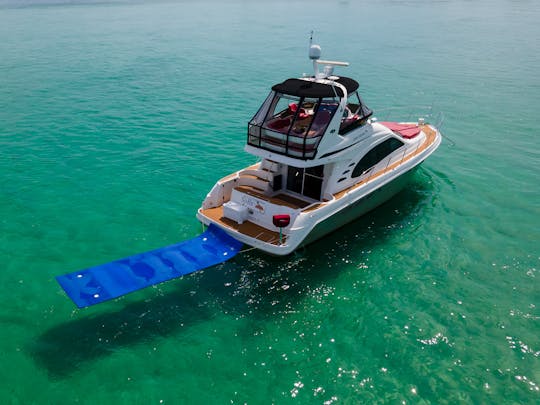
left=339, top=91, right=373, bottom=135
left=248, top=92, right=339, bottom=159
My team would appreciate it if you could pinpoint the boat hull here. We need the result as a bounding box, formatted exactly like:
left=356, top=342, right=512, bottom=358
left=198, top=122, right=441, bottom=256
left=198, top=167, right=420, bottom=256
left=299, top=167, right=417, bottom=248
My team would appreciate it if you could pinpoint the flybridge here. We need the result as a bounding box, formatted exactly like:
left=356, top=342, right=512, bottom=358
left=247, top=74, right=372, bottom=160
left=246, top=38, right=372, bottom=160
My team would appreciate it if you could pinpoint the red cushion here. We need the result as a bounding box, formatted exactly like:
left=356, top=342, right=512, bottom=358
left=380, top=121, right=421, bottom=138
left=268, top=118, right=291, bottom=130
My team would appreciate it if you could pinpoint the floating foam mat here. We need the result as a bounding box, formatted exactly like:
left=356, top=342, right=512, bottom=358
left=56, top=225, right=243, bottom=308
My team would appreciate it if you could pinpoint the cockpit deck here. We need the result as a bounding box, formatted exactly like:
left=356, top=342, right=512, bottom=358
left=199, top=187, right=313, bottom=246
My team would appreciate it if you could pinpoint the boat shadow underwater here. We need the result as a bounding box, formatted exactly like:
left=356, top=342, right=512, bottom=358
left=29, top=171, right=437, bottom=378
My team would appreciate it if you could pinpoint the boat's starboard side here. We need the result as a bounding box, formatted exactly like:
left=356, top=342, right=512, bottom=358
left=197, top=123, right=441, bottom=255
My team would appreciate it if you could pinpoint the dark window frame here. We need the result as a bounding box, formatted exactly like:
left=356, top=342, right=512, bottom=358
left=338, top=92, right=373, bottom=135
left=351, top=138, right=404, bottom=178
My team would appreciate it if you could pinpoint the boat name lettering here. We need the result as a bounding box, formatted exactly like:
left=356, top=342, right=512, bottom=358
left=241, top=195, right=265, bottom=214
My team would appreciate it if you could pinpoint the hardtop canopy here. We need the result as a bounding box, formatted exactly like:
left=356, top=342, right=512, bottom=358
left=271, top=76, right=359, bottom=98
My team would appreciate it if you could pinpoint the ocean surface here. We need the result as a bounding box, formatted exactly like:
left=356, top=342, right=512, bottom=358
left=1, top=0, right=539, bottom=403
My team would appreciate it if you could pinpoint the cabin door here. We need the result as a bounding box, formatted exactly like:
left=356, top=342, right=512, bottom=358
left=286, top=165, right=324, bottom=201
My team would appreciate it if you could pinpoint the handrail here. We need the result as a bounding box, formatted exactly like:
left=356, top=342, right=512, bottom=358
left=373, top=105, right=440, bottom=124
left=341, top=131, right=430, bottom=198
left=248, top=122, right=323, bottom=159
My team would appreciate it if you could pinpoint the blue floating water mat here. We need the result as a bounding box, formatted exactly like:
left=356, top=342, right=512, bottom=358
left=56, top=225, right=243, bottom=308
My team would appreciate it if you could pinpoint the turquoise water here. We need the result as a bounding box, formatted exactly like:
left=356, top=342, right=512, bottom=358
left=1, top=0, right=539, bottom=403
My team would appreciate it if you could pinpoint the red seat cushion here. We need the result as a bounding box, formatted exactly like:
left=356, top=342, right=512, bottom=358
left=380, top=121, right=421, bottom=138
left=268, top=118, right=291, bottom=130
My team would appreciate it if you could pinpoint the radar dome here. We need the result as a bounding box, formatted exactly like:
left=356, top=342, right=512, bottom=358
left=309, top=44, right=321, bottom=60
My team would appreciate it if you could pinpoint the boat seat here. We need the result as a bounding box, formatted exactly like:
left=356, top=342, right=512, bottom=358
left=267, top=118, right=291, bottom=131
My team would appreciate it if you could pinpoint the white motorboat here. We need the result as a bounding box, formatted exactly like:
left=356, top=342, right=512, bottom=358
left=197, top=43, right=442, bottom=255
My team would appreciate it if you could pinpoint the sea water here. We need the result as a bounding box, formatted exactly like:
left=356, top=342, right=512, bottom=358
left=0, top=0, right=539, bottom=403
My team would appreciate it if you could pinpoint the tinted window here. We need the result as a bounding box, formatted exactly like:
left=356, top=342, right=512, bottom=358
left=287, top=166, right=304, bottom=193
left=306, top=165, right=324, bottom=177
left=286, top=165, right=324, bottom=200
left=303, top=175, right=323, bottom=200
left=351, top=138, right=404, bottom=177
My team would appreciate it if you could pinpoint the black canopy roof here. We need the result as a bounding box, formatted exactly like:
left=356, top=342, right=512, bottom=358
left=271, top=77, right=359, bottom=98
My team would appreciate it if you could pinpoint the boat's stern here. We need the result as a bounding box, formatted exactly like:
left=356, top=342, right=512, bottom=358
left=197, top=164, right=313, bottom=255
left=196, top=202, right=300, bottom=256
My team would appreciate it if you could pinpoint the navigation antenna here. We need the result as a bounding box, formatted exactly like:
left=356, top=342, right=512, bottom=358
left=308, top=31, right=349, bottom=79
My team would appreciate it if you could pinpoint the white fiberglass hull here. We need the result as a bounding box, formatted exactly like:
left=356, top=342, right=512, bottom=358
left=299, top=168, right=416, bottom=248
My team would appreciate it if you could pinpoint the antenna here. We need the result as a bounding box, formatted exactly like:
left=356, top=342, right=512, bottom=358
left=308, top=33, right=349, bottom=79
left=308, top=31, right=322, bottom=77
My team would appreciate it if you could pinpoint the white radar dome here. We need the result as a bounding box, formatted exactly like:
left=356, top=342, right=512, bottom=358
left=309, top=44, right=321, bottom=60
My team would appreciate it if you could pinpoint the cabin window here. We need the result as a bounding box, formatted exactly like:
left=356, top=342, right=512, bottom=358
left=250, top=92, right=275, bottom=126
left=287, top=166, right=304, bottom=194
left=261, top=94, right=299, bottom=133
left=351, top=138, right=404, bottom=177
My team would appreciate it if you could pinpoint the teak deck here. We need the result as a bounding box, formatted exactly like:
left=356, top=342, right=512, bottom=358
left=201, top=206, right=284, bottom=245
